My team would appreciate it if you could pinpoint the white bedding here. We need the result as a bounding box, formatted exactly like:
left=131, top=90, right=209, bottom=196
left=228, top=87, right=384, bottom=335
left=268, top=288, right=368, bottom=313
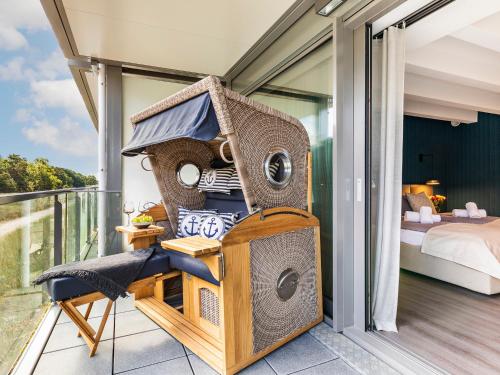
left=400, top=229, right=425, bottom=246
left=420, top=221, right=500, bottom=280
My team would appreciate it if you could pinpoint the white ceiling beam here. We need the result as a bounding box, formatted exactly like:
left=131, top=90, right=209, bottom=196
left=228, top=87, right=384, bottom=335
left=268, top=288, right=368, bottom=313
left=404, top=98, right=478, bottom=124
left=405, top=0, right=500, bottom=51
left=405, top=35, right=500, bottom=93
left=405, top=72, right=500, bottom=115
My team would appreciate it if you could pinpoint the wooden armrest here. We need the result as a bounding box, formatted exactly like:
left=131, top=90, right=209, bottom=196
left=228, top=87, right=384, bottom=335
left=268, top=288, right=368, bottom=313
left=161, top=236, right=221, bottom=257
left=143, top=204, right=168, bottom=222
left=116, top=225, right=165, bottom=239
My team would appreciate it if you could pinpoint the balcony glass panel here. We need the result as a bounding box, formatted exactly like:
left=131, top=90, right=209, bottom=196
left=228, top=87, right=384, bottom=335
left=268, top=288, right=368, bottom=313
left=0, top=188, right=104, bottom=374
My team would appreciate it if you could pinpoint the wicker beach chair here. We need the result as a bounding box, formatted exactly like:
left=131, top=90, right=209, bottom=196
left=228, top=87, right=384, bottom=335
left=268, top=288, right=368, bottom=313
left=122, top=76, right=323, bottom=375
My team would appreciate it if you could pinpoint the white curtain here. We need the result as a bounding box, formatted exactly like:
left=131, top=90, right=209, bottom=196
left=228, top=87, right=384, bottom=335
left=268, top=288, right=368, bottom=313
left=371, top=26, right=406, bottom=332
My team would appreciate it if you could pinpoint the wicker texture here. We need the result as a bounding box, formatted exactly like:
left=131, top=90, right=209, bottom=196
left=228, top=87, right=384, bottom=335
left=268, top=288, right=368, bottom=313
left=156, top=220, right=175, bottom=241
left=226, top=98, right=309, bottom=210
left=249, top=228, right=318, bottom=354
left=130, top=75, right=311, bottom=215
left=200, top=288, right=220, bottom=326
left=147, top=139, right=214, bottom=233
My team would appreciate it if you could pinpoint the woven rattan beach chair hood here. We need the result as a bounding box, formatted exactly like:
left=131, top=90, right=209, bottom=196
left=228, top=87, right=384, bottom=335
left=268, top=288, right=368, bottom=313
left=122, top=76, right=311, bottom=235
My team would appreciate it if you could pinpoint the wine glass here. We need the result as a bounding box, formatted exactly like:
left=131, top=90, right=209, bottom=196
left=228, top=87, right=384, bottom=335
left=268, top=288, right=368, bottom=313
left=123, top=201, right=135, bottom=227
left=138, top=201, right=156, bottom=215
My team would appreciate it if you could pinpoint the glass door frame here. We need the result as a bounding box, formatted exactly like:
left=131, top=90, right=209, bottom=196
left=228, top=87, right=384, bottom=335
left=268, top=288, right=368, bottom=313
left=343, top=1, right=455, bottom=373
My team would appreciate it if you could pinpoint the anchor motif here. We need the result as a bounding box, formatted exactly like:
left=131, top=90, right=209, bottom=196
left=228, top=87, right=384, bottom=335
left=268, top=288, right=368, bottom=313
left=202, top=217, right=219, bottom=238
left=184, top=215, right=200, bottom=236
left=205, top=169, right=217, bottom=186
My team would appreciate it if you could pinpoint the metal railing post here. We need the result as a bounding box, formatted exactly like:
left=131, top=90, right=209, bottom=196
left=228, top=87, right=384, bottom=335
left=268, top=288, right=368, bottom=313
left=86, top=191, right=91, bottom=245
left=75, top=193, right=81, bottom=261
left=54, top=195, right=63, bottom=266
left=20, top=200, right=31, bottom=288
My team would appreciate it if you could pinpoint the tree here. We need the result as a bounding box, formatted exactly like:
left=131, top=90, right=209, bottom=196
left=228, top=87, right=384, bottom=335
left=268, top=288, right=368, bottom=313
left=0, top=159, right=16, bottom=192
left=27, top=158, right=62, bottom=191
left=0, top=154, right=98, bottom=193
left=4, top=154, right=30, bottom=192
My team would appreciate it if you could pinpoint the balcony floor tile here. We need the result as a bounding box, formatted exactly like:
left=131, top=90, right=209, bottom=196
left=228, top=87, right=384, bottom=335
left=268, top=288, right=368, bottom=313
left=31, top=299, right=396, bottom=375
left=113, top=329, right=185, bottom=374
left=44, top=314, right=114, bottom=353
left=114, top=310, right=160, bottom=338
left=117, top=356, right=192, bottom=375
left=264, top=333, right=338, bottom=375
left=115, top=295, right=136, bottom=314
left=34, top=340, right=112, bottom=375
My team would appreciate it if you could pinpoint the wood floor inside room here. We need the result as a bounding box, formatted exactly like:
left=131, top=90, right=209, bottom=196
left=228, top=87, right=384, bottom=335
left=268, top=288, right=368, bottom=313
left=380, top=271, right=500, bottom=375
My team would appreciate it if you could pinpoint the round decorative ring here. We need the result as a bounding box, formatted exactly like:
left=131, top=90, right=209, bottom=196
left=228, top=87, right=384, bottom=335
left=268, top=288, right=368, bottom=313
left=219, top=140, right=234, bottom=164
left=264, top=147, right=292, bottom=189
left=176, top=161, right=201, bottom=189
left=140, top=155, right=153, bottom=172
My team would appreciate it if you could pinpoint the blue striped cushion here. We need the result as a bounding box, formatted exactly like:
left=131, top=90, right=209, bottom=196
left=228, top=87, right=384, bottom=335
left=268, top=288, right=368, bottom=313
left=198, top=167, right=233, bottom=194
left=176, top=207, right=217, bottom=238
left=199, top=212, right=238, bottom=240
left=228, top=163, right=279, bottom=190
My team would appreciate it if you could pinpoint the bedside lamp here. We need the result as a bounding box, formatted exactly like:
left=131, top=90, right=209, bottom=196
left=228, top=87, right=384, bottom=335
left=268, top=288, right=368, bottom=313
left=426, top=179, right=440, bottom=186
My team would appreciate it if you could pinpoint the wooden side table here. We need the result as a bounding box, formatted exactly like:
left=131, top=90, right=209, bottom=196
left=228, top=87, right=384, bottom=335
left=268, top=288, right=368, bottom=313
left=116, top=225, right=165, bottom=250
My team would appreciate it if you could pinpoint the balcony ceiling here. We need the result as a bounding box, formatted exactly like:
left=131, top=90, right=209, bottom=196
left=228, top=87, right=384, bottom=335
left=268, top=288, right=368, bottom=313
left=402, top=0, right=500, bottom=123
left=62, top=0, right=296, bottom=76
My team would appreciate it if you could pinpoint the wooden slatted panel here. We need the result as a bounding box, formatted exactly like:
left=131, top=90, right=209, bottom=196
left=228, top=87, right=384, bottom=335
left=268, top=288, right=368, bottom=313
left=161, top=236, right=221, bottom=257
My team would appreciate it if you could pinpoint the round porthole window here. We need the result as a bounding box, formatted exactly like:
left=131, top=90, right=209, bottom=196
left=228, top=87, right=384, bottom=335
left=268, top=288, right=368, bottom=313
left=176, top=162, right=201, bottom=188
left=264, top=148, right=292, bottom=189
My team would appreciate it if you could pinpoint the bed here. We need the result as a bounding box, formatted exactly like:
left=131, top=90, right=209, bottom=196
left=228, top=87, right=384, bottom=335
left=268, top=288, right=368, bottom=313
left=400, top=210, right=500, bottom=295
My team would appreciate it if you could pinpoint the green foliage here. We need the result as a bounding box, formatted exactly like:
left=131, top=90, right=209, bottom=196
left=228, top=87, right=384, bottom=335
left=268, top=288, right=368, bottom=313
left=0, top=154, right=97, bottom=193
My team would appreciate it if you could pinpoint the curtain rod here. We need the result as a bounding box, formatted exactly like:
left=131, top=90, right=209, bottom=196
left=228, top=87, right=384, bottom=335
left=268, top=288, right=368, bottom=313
left=372, top=0, right=455, bottom=39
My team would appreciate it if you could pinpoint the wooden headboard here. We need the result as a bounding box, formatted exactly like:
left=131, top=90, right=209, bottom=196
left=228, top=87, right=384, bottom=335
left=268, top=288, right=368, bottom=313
left=402, top=184, right=433, bottom=197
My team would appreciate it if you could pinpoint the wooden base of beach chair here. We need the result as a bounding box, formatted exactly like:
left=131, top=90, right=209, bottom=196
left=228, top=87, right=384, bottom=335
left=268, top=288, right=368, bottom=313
left=57, top=275, right=162, bottom=356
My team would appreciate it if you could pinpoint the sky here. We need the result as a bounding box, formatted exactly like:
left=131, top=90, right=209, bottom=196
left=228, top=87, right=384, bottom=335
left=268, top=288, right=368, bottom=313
left=0, top=0, right=97, bottom=175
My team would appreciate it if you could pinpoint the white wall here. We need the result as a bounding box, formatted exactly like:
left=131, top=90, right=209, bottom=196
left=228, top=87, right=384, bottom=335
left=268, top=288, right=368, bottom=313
left=121, top=75, right=188, bottom=247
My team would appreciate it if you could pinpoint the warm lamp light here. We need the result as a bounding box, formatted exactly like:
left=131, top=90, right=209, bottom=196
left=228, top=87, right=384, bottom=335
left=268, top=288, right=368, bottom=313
left=426, top=179, right=440, bottom=186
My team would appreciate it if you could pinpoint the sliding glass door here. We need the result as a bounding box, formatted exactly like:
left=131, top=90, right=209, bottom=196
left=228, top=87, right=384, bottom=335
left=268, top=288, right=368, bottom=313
left=249, top=40, right=334, bottom=314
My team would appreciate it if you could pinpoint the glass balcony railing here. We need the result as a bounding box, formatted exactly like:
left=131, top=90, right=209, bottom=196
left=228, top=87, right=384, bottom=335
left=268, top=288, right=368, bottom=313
left=0, top=187, right=120, bottom=374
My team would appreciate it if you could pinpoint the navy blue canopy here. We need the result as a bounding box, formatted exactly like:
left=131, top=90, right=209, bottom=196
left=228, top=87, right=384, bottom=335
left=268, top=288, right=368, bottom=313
left=122, top=92, right=220, bottom=156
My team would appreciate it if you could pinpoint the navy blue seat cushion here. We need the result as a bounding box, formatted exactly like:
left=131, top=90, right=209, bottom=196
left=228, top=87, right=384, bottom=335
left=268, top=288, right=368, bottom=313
left=167, top=250, right=220, bottom=286
left=46, top=247, right=171, bottom=301
left=204, top=190, right=248, bottom=216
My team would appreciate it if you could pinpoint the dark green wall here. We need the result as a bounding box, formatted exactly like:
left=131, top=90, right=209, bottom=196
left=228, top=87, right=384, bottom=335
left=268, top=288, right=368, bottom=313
left=403, top=113, right=500, bottom=216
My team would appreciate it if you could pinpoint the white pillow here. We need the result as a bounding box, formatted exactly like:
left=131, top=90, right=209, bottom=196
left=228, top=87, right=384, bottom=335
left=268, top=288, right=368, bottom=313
left=176, top=207, right=217, bottom=238
left=199, top=212, right=238, bottom=240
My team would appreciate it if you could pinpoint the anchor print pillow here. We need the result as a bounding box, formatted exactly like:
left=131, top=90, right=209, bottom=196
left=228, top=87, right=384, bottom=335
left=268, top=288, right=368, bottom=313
left=176, top=207, right=218, bottom=238
left=198, top=166, right=233, bottom=194
left=199, top=212, right=238, bottom=240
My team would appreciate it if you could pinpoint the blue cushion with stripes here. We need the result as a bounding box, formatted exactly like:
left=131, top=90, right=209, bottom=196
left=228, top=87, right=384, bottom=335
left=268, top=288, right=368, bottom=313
left=198, top=166, right=233, bottom=194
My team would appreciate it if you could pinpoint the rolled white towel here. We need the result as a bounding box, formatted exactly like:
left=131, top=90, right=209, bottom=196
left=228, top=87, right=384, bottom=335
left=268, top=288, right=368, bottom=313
left=404, top=211, right=420, bottom=222
left=420, top=206, right=434, bottom=224
left=479, top=209, right=487, bottom=218
left=466, top=202, right=481, bottom=219
left=452, top=209, right=468, bottom=217
left=432, top=214, right=441, bottom=223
